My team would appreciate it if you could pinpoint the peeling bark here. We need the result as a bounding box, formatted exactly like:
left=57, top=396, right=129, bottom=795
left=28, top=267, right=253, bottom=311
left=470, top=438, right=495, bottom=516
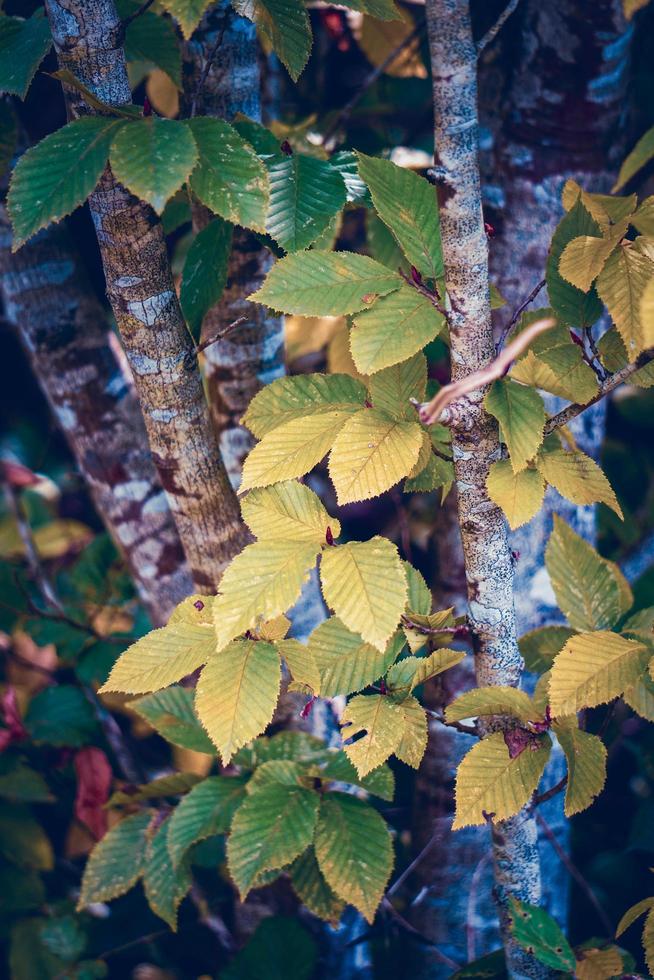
left=44, top=0, right=249, bottom=592
left=0, top=211, right=192, bottom=624
left=184, top=2, right=285, bottom=486
left=424, top=3, right=547, bottom=976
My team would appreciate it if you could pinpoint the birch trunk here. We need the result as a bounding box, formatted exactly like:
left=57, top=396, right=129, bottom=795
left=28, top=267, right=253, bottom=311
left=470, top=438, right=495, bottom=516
left=0, top=211, right=192, bottom=624
left=44, top=0, right=249, bottom=592
left=424, top=3, right=546, bottom=976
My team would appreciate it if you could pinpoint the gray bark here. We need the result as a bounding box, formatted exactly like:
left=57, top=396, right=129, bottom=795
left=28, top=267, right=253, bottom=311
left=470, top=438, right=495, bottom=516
left=44, top=0, right=250, bottom=593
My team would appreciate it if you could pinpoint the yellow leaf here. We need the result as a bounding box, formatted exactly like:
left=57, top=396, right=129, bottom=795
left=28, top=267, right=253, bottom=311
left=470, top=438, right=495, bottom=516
left=285, top=314, right=344, bottom=362
left=553, top=723, right=607, bottom=817
left=213, top=541, right=319, bottom=651
left=484, top=379, right=545, bottom=473
left=549, top=631, right=648, bottom=716
left=241, top=481, right=340, bottom=544
left=341, top=694, right=405, bottom=776
left=100, top=624, right=215, bottom=695
left=327, top=321, right=367, bottom=382
left=367, top=352, right=427, bottom=419
left=446, top=686, right=535, bottom=724
left=623, top=0, right=652, bottom=18
left=328, top=409, right=423, bottom=504
left=575, top=946, right=624, bottom=980
left=358, top=11, right=426, bottom=78
left=511, top=348, right=599, bottom=405
left=320, top=537, right=407, bottom=651
left=242, top=373, right=365, bottom=439
left=536, top=444, right=622, bottom=518
left=559, top=224, right=626, bottom=292
left=255, top=615, right=291, bottom=642
left=195, top=640, right=281, bottom=763
left=277, top=638, right=322, bottom=694
left=393, top=695, right=428, bottom=769
left=487, top=459, right=545, bottom=530
left=145, top=69, right=179, bottom=118
left=596, top=244, right=654, bottom=356
left=308, top=617, right=403, bottom=697
left=386, top=648, right=465, bottom=696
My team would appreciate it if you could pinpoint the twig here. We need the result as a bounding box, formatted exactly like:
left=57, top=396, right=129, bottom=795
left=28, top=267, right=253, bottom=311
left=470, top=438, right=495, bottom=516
left=420, top=316, right=556, bottom=425
left=189, top=25, right=227, bottom=118
left=584, top=327, right=607, bottom=381
left=119, top=0, right=156, bottom=34
left=544, top=346, right=654, bottom=436
left=495, top=279, right=546, bottom=352
left=535, top=812, right=613, bottom=937
left=424, top=708, right=477, bottom=737
left=532, top=774, right=567, bottom=807
left=387, top=818, right=452, bottom=898
left=196, top=316, right=247, bottom=354
left=466, top=852, right=492, bottom=962
left=476, top=0, right=522, bottom=53
left=399, top=267, right=449, bottom=319
left=380, top=899, right=462, bottom=969
left=322, top=22, right=425, bottom=145
left=4, top=481, right=64, bottom=615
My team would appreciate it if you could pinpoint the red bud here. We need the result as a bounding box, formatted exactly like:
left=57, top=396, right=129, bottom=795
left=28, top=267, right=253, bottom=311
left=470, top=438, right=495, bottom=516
left=325, top=526, right=334, bottom=546
left=280, top=139, right=293, bottom=156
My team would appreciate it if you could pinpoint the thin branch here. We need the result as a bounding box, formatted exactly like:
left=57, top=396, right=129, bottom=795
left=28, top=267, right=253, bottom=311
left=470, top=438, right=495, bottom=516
left=3, top=480, right=64, bottom=615
left=535, top=812, right=613, bottom=937
left=466, top=852, right=492, bottom=962
left=476, top=0, right=522, bottom=53
left=495, top=278, right=546, bottom=352
left=119, top=0, right=156, bottom=34
left=420, top=316, right=556, bottom=425
left=196, top=316, right=247, bottom=354
left=380, top=899, right=462, bottom=969
left=544, top=346, right=654, bottom=436
left=399, top=267, right=449, bottom=319
left=386, top=818, right=452, bottom=898
left=189, top=25, right=227, bottom=118
left=531, top=774, right=567, bottom=807
left=424, top=708, right=478, bottom=737
left=322, top=22, right=425, bottom=145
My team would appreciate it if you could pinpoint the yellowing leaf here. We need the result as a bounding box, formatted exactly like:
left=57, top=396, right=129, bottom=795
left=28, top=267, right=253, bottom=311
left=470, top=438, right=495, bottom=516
left=367, top=353, right=427, bottom=418
left=241, top=411, right=356, bottom=489
left=614, top=122, right=654, bottom=189
left=243, top=373, right=365, bottom=439
left=314, top=792, right=393, bottom=923
left=255, top=615, right=291, bottom=642
left=623, top=672, right=654, bottom=721
left=385, top=648, right=465, bottom=695
left=453, top=731, right=551, bottom=829
left=616, top=896, right=654, bottom=945
left=486, top=460, right=545, bottom=530
left=195, top=640, right=281, bottom=763
left=484, top=379, right=545, bottom=473
left=511, top=347, right=599, bottom=405
left=328, top=409, right=423, bottom=503
left=596, top=244, right=654, bottom=356
left=351, top=286, right=444, bottom=374
left=341, top=694, right=405, bottom=775
left=100, top=624, right=215, bottom=695
left=162, top=0, right=214, bottom=37
left=559, top=231, right=624, bottom=292
left=549, top=631, right=648, bottom=716
left=553, top=723, right=607, bottom=816
left=277, top=638, right=322, bottom=694
left=320, top=537, right=407, bottom=651
left=358, top=12, right=426, bottom=78
left=213, top=541, right=319, bottom=651
left=241, top=481, right=339, bottom=544
left=575, top=946, right=624, bottom=980
left=536, top=445, right=622, bottom=518
left=545, top=516, right=627, bottom=632
left=393, top=695, right=428, bottom=769
left=446, top=686, right=534, bottom=724
left=290, top=847, right=344, bottom=924
left=308, top=618, right=403, bottom=697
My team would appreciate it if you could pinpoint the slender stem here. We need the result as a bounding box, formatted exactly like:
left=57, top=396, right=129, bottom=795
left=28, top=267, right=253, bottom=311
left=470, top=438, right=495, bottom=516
left=466, top=852, right=492, bottom=962
left=532, top=775, right=567, bottom=807
left=189, top=25, right=227, bottom=118
left=399, top=267, right=449, bottom=319
left=119, top=0, right=155, bottom=34
left=496, top=278, right=546, bottom=352
left=387, top=818, right=452, bottom=897
left=476, top=0, right=522, bottom=53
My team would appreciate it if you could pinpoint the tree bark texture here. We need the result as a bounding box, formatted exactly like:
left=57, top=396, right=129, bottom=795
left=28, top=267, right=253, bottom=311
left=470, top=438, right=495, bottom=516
left=44, top=0, right=249, bottom=592
left=424, top=3, right=547, bottom=977
left=0, top=210, right=192, bottom=624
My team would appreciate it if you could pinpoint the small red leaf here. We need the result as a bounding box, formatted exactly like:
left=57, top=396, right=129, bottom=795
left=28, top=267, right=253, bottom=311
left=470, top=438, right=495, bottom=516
left=74, top=747, right=112, bottom=841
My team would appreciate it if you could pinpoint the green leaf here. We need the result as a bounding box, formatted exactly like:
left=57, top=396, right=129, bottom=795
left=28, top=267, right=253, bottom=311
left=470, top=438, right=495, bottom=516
left=623, top=672, right=654, bottom=721
left=316, top=750, right=395, bottom=800
left=404, top=452, right=454, bottom=493
left=385, top=648, right=465, bottom=695
left=445, top=686, right=534, bottom=724
left=290, top=847, right=344, bottom=923
left=356, top=153, right=442, bottom=280
left=511, top=344, right=599, bottom=405
left=249, top=250, right=401, bottom=316
left=314, top=792, right=393, bottom=923
left=598, top=324, right=654, bottom=387
left=320, top=536, right=407, bottom=650
left=546, top=199, right=604, bottom=328
left=226, top=782, right=319, bottom=896
left=596, top=243, right=654, bottom=356
left=212, top=541, right=319, bottom=649
left=130, top=685, right=215, bottom=754
left=161, top=0, right=214, bottom=37
left=0, top=761, right=52, bottom=804
left=168, top=775, right=247, bottom=868
left=247, top=759, right=307, bottom=792
left=123, top=7, right=182, bottom=87
left=330, top=150, right=372, bottom=205
left=351, top=286, right=445, bottom=374
left=553, top=723, right=607, bottom=816
left=180, top=218, right=233, bottom=343
left=549, top=631, right=648, bottom=715
left=328, top=408, right=424, bottom=504
left=518, top=626, right=576, bottom=674
left=100, top=623, right=215, bottom=694
left=0, top=804, right=54, bottom=870
left=266, top=154, right=346, bottom=251
left=243, top=372, right=365, bottom=439
left=278, top=638, right=322, bottom=694
left=231, top=0, right=312, bottom=81
left=195, top=640, right=281, bottom=763
left=509, top=899, right=576, bottom=972
left=241, top=481, right=339, bottom=544
left=108, top=772, right=201, bottom=807
left=404, top=561, right=431, bottom=616
left=545, top=515, right=628, bottom=632
left=39, top=915, right=86, bottom=963
left=221, top=916, right=318, bottom=980
left=367, top=352, right=427, bottom=418
left=486, top=459, right=545, bottom=530
left=633, top=196, right=654, bottom=236
left=0, top=12, right=51, bottom=99
left=188, top=116, right=269, bottom=232
left=78, top=811, right=152, bottom=908
left=24, top=686, right=97, bottom=747
left=484, top=380, right=545, bottom=473
left=143, top=816, right=192, bottom=930
left=614, top=124, right=654, bottom=191
left=453, top=731, right=551, bottom=829
left=341, top=693, right=405, bottom=775
left=110, top=117, right=198, bottom=214
left=8, top=117, right=124, bottom=248
left=308, top=618, right=403, bottom=696
left=536, top=443, right=622, bottom=518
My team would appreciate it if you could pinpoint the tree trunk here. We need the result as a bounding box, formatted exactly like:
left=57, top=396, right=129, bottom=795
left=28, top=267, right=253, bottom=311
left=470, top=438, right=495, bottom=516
left=44, top=0, right=249, bottom=593
left=0, top=211, right=192, bottom=624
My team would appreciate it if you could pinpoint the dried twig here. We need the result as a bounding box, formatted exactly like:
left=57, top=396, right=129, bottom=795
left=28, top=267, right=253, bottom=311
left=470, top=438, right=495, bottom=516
left=419, top=316, right=555, bottom=425
left=476, top=0, right=522, bottom=53
left=495, top=278, right=546, bottom=352
left=532, top=774, right=567, bottom=808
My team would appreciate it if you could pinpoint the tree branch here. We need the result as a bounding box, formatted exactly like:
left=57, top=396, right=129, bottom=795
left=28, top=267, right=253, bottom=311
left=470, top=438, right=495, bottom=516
left=495, top=278, right=546, bottom=352
left=476, top=0, right=522, bottom=53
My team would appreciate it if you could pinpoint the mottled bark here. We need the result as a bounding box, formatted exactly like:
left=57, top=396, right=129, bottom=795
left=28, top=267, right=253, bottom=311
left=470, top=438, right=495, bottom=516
left=44, top=0, right=249, bottom=592
left=425, top=3, right=546, bottom=977
left=184, top=2, right=285, bottom=486
left=0, top=210, right=192, bottom=624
